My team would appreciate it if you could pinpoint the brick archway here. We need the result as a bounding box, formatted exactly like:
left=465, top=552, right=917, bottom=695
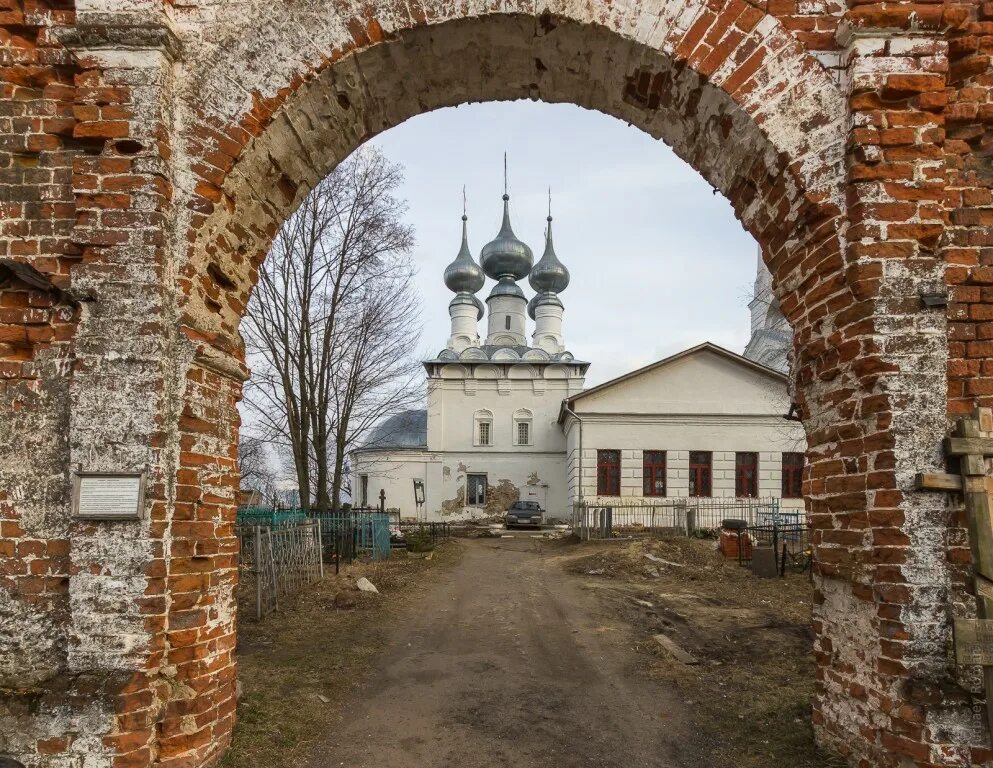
left=1, top=2, right=990, bottom=768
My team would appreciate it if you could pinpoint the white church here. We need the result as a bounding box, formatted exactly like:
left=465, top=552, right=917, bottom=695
left=350, top=192, right=806, bottom=522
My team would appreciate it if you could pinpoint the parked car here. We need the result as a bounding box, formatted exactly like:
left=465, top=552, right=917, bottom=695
left=505, top=500, right=544, bottom=528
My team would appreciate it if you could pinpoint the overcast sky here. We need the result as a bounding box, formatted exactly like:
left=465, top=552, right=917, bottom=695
left=369, top=100, right=758, bottom=387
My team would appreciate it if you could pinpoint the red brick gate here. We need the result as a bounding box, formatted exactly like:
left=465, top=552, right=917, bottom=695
left=1, top=1, right=991, bottom=766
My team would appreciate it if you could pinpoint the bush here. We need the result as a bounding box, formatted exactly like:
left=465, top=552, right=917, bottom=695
left=405, top=527, right=435, bottom=553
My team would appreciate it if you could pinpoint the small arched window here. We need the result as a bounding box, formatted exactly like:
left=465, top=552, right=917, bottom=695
left=474, top=409, right=494, bottom=447
left=513, top=408, right=533, bottom=447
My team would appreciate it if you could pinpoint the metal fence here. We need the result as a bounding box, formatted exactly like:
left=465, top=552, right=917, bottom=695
left=571, top=497, right=801, bottom=540
left=738, top=522, right=812, bottom=574
left=397, top=521, right=452, bottom=543
left=310, top=508, right=393, bottom=564
left=238, top=521, right=323, bottom=620
left=236, top=506, right=308, bottom=528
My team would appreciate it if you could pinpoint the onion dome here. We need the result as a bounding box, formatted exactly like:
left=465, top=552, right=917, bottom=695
left=444, top=214, right=485, bottom=294
left=480, top=194, right=533, bottom=281
left=529, top=214, right=570, bottom=294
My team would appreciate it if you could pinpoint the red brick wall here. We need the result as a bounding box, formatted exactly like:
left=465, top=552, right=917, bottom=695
left=1, top=1, right=992, bottom=767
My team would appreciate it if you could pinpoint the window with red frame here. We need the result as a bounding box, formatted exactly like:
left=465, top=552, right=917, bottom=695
left=735, top=452, right=759, bottom=497
left=688, top=451, right=711, bottom=497
left=782, top=452, right=804, bottom=498
left=643, top=450, right=666, bottom=497
left=597, top=449, right=621, bottom=496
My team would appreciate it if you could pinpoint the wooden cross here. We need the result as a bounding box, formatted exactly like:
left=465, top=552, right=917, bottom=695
left=917, top=407, right=993, bottom=739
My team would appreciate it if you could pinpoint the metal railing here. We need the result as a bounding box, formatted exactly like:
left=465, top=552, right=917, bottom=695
left=311, top=508, right=392, bottom=564
left=236, top=506, right=307, bottom=528
left=237, top=521, right=323, bottom=620
left=397, top=521, right=453, bottom=549
left=738, top=522, right=812, bottom=574
left=571, top=497, right=798, bottom=540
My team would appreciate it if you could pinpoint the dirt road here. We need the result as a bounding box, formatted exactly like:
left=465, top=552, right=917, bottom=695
left=310, top=538, right=687, bottom=768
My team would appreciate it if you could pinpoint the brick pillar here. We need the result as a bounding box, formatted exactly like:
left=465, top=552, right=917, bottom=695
left=809, top=8, right=988, bottom=766
left=942, top=2, right=993, bottom=765
left=60, top=10, right=243, bottom=766
left=0, top=0, right=86, bottom=758
left=3, top=8, right=195, bottom=767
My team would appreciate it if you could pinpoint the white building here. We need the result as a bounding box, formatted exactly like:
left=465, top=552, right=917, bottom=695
left=351, top=193, right=806, bottom=522
left=559, top=343, right=805, bottom=513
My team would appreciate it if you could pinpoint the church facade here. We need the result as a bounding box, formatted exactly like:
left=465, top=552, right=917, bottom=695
left=350, top=195, right=805, bottom=521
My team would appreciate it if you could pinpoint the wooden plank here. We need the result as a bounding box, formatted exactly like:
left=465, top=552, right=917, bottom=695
left=945, top=437, right=993, bottom=457
left=977, top=576, right=993, bottom=604
left=945, top=412, right=993, bottom=744
left=964, top=455, right=988, bottom=477
left=652, top=633, right=698, bottom=665
left=965, top=472, right=993, bottom=584
left=915, top=472, right=963, bottom=492
left=954, top=618, right=993, bottom=666
left=956, top=417, right=981, bottom=439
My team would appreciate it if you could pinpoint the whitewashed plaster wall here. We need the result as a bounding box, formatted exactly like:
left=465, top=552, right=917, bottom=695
left=350, top=450, right=571, bottom=520
left=426, top=363, right=585, bottom=453
left=563, top=415, right=806, bottom=511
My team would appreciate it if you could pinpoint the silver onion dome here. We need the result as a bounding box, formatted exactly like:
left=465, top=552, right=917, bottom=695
left=480, top=194, right=533, bottom=281
left=443, top=215, right=485, bottom=294
left=529, top=214, right=570, bottom=294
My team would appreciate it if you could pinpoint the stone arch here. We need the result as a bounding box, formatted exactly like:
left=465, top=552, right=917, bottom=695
left=175, top=7, right=846, bottom=357
left=128, top=11, right=858, bottom=767
left=473, top=364, right=501, bottom=380
left=7, top=0, right=976, bottom=765
left=544, top=364, right=572, bottom=379
left=508, top=365, right=539, bottom=379
left=439, top=364, right=468, bottom=379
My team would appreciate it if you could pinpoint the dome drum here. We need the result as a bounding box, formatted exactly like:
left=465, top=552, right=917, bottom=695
left=450, top=292, right=484, bottom=319
left=487, top=277, right=526, bottom=301
left=527, top=292, right=563, bottom=320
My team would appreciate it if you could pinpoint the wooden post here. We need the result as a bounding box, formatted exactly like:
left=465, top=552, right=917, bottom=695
left=952, top=412, right=993, bottom=740
left=316, top=519, right=324, bottom=580
left=923, top=408, right=993, bottom=742
left=254, top=525, right=262, bottom=621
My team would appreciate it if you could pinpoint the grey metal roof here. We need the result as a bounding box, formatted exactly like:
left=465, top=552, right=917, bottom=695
left=480, top=194, right=533, bottom=281
left=424, top=344, right=588, bottom=365
left=529, top=215, right=569, bottom=295
left=443, top=215, right=485, bottom=294
left=359, top=409, right=427, bottom=450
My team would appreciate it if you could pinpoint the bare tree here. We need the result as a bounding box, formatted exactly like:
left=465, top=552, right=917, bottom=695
left=241, top=147, right=421, bottom=513
left=237, top=434, right=280, bottom=505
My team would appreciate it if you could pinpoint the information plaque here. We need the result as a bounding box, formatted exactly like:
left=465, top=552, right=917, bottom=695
left=73, top=473, right=145, bottom=520
left=954, top=618, right=993, bottom=666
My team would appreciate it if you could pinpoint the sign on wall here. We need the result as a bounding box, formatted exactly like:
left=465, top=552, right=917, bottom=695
left=413, top=479, right=425, bottom=505
left=73, top=472, right=146, bottom=520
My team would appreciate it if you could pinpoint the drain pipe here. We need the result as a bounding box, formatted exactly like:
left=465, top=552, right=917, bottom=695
left=562, top=402, right=584, bottom=503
